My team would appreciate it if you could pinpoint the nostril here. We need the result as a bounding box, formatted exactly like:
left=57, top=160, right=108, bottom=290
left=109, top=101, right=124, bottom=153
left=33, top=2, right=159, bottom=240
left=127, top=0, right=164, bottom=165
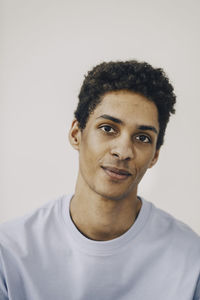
left=125, top=157, right=131, bottom=161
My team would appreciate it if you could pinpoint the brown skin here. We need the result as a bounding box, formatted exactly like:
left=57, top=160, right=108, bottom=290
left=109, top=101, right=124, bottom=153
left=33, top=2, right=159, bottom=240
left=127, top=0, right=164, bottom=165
left=69, top=90, right=160, bottom=241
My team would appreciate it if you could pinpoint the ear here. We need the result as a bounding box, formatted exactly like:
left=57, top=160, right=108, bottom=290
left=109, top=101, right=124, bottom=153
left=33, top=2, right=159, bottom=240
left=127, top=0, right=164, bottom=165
left=68, top=119, right=81, bottom=151
left=148, top=149, right=160, bottom=169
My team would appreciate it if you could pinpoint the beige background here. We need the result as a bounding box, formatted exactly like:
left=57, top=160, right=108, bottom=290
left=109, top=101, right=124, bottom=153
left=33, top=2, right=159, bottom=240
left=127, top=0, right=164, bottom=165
left=1, top=0, right=200, bottom=234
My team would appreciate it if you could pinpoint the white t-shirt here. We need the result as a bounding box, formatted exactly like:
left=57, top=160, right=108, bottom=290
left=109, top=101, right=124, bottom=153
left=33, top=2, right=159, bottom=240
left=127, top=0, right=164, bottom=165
left=0, top=195, right=200, bottom=300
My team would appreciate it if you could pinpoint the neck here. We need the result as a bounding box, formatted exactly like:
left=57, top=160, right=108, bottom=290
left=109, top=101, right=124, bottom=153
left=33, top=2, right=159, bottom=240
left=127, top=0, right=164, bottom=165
left=69, top=175, right=142, bottom=241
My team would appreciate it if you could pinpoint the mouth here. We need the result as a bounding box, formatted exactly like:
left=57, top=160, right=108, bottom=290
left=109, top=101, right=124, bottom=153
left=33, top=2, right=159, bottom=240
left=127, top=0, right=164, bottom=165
left=101, top=166, right=132, bottom=181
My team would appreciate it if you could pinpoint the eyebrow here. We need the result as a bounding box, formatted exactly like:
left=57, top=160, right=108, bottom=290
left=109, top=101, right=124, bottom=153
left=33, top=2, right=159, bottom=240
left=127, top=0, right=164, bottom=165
left=97, top=114, right=123, bottom=124
left=138, top=125, right=158, bottom=134
left=97, top=114, right=158, bottom=134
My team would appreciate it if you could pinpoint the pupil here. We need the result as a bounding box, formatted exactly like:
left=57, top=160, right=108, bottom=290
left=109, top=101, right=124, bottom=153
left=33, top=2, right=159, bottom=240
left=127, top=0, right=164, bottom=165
left=140, top=135, right=146, bottom=141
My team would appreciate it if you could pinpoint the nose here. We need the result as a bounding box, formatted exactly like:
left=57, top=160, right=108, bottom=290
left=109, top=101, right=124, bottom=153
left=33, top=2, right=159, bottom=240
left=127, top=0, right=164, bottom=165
left=110, top=136, right=134, bottom=161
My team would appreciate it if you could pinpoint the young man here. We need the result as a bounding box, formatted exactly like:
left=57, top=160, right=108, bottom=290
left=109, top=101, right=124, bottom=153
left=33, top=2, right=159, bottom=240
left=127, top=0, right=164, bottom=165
left=0, top=61, right=200, bottom=299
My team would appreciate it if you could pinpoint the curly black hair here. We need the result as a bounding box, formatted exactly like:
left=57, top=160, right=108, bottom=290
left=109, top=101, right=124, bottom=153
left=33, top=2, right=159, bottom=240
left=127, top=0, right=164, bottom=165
left=74, top=60, right=176, bottom=149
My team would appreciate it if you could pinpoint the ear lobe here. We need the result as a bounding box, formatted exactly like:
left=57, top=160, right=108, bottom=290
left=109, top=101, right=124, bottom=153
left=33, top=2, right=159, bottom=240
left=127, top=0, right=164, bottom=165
left=68, top=119, right=81, bottom=150
left=149, top=150, right=160, bottom=169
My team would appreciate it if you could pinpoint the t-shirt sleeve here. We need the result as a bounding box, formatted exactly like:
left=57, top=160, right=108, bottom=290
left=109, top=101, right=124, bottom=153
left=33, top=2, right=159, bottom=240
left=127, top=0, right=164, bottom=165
left=0, top=247, right=9, bottom=300
left=194, top=274, right=200, bottom=300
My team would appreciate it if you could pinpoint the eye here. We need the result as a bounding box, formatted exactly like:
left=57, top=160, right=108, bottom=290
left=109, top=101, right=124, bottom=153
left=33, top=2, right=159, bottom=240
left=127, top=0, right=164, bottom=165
left=99, top=125, right=116, bottom=134
left=136, top=134, right=151, bottom=143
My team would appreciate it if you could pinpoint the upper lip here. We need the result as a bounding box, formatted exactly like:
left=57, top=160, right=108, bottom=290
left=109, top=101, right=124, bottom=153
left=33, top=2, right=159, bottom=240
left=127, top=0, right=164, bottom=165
left=101, top=166, right=132, bottom=176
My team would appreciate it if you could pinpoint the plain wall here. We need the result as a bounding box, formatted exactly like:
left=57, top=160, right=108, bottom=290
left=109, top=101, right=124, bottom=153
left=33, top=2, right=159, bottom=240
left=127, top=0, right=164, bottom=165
left=1, top=0, right=200, bottom=234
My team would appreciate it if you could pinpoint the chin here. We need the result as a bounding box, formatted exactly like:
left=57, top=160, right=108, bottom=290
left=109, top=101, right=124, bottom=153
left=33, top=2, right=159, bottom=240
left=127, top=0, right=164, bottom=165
left=95, top=188, right=134, bottom=201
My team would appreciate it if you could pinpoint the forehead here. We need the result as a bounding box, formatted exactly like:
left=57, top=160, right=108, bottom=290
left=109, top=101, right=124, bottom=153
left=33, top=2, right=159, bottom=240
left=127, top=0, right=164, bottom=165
left=89, top=90, right=159, bottom=129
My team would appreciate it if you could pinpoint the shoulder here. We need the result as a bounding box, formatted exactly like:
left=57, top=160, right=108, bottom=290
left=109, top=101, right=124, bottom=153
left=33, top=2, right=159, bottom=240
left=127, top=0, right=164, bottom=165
left=144, top=199, right=200, bottom=255
left=0, top=195, right=68, bottom=249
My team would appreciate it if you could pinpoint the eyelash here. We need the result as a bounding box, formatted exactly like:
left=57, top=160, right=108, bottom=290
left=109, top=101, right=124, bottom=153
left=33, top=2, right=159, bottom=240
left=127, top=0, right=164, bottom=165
left=135, top=135, right=151, bottom=143
left=99, top=125, right=116, bottom=134
left=99, top=125, right=152, bottom=144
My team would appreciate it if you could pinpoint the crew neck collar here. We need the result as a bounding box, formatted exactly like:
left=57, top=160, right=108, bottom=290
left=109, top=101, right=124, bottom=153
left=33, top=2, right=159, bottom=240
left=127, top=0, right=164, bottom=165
left=60, top=195, right=152, bottom=256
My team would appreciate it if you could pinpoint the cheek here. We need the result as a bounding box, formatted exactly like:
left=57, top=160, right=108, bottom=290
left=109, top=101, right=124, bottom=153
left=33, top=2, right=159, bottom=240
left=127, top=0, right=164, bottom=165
left=79, top=139, right=103, bottom=170
left=135, top=150, right=156, bottom=171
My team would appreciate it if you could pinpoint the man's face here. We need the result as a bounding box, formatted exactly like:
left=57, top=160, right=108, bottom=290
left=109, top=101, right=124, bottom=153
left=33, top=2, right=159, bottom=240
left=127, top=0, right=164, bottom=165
left=70, top=90, right=160, bottom=201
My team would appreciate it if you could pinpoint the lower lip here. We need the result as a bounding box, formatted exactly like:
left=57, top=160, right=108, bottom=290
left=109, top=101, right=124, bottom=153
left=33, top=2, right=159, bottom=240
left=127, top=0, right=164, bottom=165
left=102, top=168, right=130, bottom=180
